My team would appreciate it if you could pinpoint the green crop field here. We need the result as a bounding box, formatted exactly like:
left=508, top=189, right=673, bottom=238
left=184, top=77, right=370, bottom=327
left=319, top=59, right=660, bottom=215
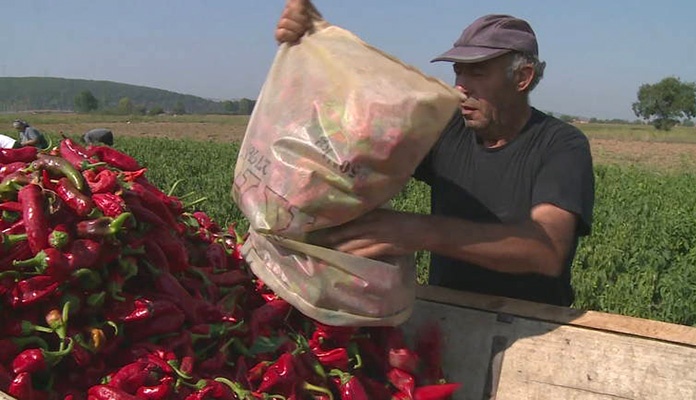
left=9, top=114, right=694, bottom=327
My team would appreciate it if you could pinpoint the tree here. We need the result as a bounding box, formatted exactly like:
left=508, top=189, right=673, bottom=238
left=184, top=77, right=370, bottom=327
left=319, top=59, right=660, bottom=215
left=238, top=98, right=255, bottom=115
left=173, top=101, right=186, bottom=115
left=222, top=100, right=238, bottom=114
left=632, top=77, right=696, bottom=131
left=74, top=90, right=99, bottom=113
left=117, top=97, right=134, bottom=115
left=148, top=106, right=165, bottom=116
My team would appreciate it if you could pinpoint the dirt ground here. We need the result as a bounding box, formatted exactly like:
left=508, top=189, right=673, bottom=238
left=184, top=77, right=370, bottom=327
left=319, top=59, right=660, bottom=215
left=40, top=121, right=696, bottom=171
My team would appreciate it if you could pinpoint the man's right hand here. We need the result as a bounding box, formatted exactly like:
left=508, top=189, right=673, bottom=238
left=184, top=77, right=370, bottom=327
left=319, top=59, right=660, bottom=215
left=274, top=0, right=319, bottom=44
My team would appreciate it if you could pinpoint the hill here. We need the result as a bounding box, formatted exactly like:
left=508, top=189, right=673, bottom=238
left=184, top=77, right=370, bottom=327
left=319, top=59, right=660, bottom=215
left=0, top=77, right=253, bottom=114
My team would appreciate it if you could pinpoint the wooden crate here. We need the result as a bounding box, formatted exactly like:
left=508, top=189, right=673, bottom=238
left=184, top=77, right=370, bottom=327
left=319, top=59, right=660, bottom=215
left=404, top=285, right=696, bottom=400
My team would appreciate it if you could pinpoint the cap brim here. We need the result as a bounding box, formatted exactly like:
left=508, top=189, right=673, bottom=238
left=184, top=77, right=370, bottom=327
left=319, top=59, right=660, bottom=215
left=430, top=46, right=511, bottom=63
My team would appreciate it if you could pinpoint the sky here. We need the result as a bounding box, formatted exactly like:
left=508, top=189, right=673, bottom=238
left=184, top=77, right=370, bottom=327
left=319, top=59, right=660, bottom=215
left=3, top=1, right=695, bottom=121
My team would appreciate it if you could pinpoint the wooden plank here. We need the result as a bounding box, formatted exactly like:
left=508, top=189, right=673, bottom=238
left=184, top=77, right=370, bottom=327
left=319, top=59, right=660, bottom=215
left=405, top=291, right=696, bottom=400
left=415, top=284, right=696, bottom=347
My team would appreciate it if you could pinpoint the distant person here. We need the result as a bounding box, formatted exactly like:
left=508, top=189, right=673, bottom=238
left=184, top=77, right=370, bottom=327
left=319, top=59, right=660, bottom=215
left=83, top=128, right=114, bottom=146
left=0, top=134, right=19, bottom=149
left=12, top=119, right=48, bottom=149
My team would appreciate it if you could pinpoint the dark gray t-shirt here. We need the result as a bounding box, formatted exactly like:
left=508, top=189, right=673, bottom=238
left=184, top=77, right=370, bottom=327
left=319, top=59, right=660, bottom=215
left=20, top=126, right=48, bottom=149
left=84, top=129, right=114, bottom=145
left=414, top=108, right=594, bottom=306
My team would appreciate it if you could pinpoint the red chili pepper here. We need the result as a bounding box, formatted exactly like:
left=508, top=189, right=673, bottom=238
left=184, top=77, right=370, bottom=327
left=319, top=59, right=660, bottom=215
left=65, top=239, right=102, bottom=270
left=147, top=229, right=189, bottom=272
left=246, top=360, right=272, bottom=386
left=70, top=339, right=93, bottom=368
left=106, top=360, right=159, bottom=394
left=13, top=247, right=73, bottom=279
left=0, top=161, right=29, bottom=180
left=330, top=371, right=370, bottom=400
left=18, top=183, right=50, bottom=254
left=135, top=376, right=175, bottom=400
left=207, top=269, right=250, bottom=287
left=0, top=270, right=18, bottom=298
left=250, top=298, right=292, bottom=339
left=204, top=241, right=228, bottom=271
left=125, top=299, right=186, bottom=342
left=88, top=384, right=141, bottom=400
left=0, top=146, right=37, bottom=164
left=119, top=167, right=148, bottom=182
left=192, top=211, right=220, bottom=232
left=0, top=337, right=48, bottom=365
left=187, top=379, right=233, bottom=400
left=1, top=232, right=27, bottom=253
left=358, top=373, right=393, bottom=400
left=48, top=224, right=71, bottom=249
left=128, top=182, right=180, bottom=230
left=310, top=323, right=358, bottom=351
left=413, top=383, right=462, bottom=400
left=59, top=136, right=95, bottom=169
left=31, top=154, right=85, bottom=191
left=11, top=275, right=60, bottom=308
left=145, top=265, right=215, bottom=324
left=8, top=371, right=35, bottom=400
left=75, top=212, right=132, bottom=239
left=123, top=192, right=169, bottom=228
left=314, top=347, right=350, bottom=371
left=107, top=296, right=154, bottom=323
left=257, top=352, right=298, bottom=394
left=387, top=368, right=416, bottom=398
left=389, top=347, right=420, bottom=375
left=90, top=192, right=125, bottom=218
left=86, top=169, right=118, bottom=194
left=56, top=177, right=95, bottom=217
left=87, top=145, right=142, bottom=171
left=12, top=338, right=74, bottom=374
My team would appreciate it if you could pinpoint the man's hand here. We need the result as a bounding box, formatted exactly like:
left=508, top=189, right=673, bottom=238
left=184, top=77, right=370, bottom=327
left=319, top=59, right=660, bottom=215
left=310, top=209, right=425, bottom=259
left=275, top=0, right=319, bottom=44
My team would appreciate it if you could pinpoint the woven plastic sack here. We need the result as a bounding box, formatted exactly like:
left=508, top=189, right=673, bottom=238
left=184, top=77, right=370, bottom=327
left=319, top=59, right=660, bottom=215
left=232, top=15, right=461, bottom=326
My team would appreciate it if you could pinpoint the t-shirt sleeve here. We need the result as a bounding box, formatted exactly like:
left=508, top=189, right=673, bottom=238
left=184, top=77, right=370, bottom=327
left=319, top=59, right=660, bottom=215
left=532, top=128, right=595, bottom=236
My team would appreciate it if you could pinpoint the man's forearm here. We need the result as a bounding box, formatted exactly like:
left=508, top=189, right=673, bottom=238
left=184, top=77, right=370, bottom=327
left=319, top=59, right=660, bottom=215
left=418, top=215, right=565, bottom=276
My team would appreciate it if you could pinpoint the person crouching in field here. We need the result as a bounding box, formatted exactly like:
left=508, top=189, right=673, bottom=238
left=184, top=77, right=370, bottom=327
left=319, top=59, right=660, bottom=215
left=12, top=120, right=48, bottom=149
left=83, top=128, right=114, bottom=146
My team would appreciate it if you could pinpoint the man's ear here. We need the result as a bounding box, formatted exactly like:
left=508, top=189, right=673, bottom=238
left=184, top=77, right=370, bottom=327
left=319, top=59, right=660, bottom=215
left=516, top=64, right=535, bottom=92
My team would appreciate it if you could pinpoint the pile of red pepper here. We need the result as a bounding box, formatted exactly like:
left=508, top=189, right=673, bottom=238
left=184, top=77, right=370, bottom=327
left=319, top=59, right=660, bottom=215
left=0, top=140, right=461, bottom=399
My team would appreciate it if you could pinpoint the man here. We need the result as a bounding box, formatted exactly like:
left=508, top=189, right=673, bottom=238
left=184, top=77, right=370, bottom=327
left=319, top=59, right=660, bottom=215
left=12, top=120, right=48, bottom=149
left=83, top=128, right=114, bottom=146
left=276, top=1, right=595, bottom=306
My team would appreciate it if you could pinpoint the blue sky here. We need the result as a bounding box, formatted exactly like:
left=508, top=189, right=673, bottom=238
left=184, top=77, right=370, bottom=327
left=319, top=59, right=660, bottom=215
left=3, top=1, right=695, bottom=120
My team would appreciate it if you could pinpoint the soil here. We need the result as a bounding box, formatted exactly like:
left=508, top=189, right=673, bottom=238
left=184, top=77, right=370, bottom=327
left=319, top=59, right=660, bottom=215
left=39, top=122, right=696, bottom=171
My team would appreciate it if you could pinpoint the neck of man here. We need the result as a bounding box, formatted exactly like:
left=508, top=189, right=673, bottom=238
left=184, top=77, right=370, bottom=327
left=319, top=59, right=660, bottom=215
left=480, top=102, right=533, bottom=149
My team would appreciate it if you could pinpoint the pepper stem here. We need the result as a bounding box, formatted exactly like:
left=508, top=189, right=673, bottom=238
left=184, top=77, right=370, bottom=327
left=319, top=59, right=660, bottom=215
left=12, top=250, right=48, bottom=271
left=109, top=212, right=133, bottom=235
left=303, top=382, right=334, bottom=400
left=1, top=233, right=28, bottom=249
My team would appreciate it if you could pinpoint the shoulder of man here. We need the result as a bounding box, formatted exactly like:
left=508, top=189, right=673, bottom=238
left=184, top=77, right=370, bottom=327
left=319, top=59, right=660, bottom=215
left=530, top=109, right=590, bottom=150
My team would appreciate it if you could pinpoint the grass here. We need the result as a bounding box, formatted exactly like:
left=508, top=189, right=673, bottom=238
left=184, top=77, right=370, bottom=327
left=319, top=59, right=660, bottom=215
left=578, top=122, right=696, bottom=143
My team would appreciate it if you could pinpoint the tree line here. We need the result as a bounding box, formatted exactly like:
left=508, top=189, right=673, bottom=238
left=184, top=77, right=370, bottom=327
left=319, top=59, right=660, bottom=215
left=0, top=77, right=256, bottom=115
left=74, top=90, right=255, bottom=116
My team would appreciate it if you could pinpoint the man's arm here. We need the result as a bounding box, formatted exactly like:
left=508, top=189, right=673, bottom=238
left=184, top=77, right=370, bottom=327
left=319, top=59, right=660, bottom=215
left=317, top=204, right=578, bottom=277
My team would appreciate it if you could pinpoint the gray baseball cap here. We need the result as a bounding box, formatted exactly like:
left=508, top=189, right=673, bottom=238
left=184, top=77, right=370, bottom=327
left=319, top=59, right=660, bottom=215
left=431, top=14, right=538, bottom=63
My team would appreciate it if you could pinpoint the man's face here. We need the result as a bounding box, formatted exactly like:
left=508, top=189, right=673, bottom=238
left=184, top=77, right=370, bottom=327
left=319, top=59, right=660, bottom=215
left=453, top=54, right=519, bottom=132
